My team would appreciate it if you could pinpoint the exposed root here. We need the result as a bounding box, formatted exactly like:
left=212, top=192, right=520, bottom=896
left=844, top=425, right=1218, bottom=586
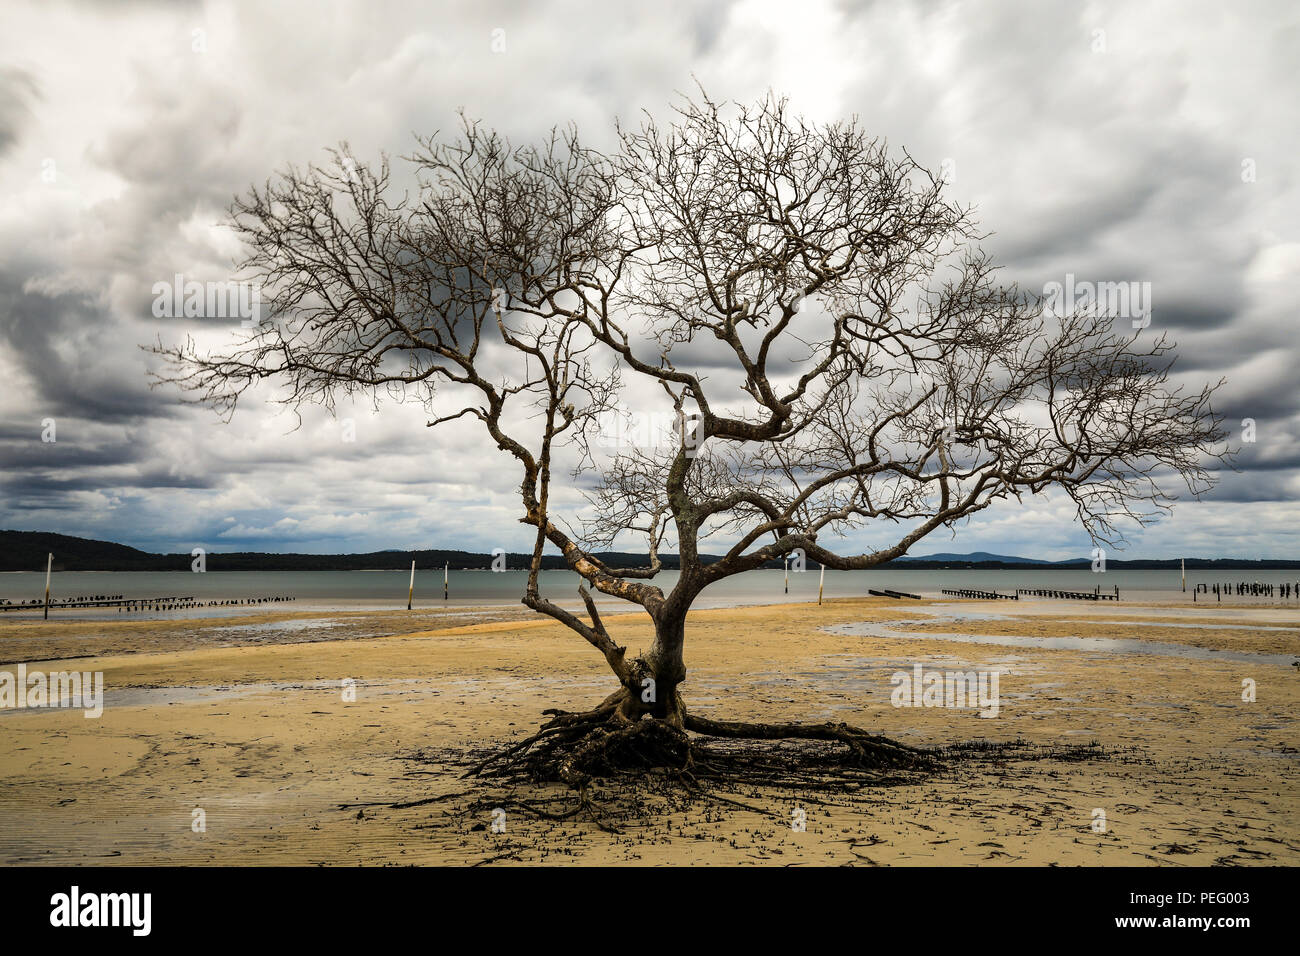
left=684, top=713, right=934, bottom=772
left=471, top=707, right=692, bottom=791
left=374, top=707, right=1114, bottom=849
left=464, top=695, right=939, bottom=795
left=492, top=793, right=622, bottom=834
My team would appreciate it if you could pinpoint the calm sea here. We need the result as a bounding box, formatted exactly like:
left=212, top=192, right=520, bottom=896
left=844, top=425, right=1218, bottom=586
left=2, top=567, right=1298, bottom=620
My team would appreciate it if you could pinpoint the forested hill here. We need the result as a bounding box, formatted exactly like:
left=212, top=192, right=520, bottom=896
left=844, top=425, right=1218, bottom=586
left=3, top=530, right=1300, bottom=572
left=0, top=530, right=649, bottom=572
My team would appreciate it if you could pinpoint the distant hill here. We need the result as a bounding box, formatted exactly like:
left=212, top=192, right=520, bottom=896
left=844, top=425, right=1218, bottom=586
left=0, top=531, right=161, bottom=571
left=0, top=530, right=677, bottom=573
left=898, top=551, right=1051, bottom=565
left=3, top=530, right=1300, bottom=572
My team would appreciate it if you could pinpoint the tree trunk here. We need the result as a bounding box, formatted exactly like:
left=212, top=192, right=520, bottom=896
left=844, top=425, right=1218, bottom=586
left=642, top=612, right=687, bottom=727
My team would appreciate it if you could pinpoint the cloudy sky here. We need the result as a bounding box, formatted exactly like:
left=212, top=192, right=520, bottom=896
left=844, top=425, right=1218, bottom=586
left=1, top=0, right=1297, bottom=561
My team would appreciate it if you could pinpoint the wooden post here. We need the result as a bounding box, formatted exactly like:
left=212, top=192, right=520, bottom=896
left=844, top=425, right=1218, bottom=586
left=818, top=563, right=825, bottom=605
left=43, top=553, right=52, bottom=620
left=1181, top=558, right=1185, bottom=593
left=407, top=560, right=415, bottom=610
left=444, top=562, right=449, bottom=601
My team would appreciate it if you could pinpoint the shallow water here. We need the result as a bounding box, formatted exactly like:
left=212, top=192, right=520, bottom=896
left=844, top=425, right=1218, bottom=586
left=825, top=620, right=1298, bottom=667
left=206, top=618, right=348, bottom=635
left=5, top=567, right=1300, bottom=620
left=0, top=673, right=615, bottom=718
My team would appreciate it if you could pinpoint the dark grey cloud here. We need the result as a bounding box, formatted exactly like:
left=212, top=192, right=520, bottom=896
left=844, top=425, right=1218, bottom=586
left=0, top=0, right=1297, bottom=559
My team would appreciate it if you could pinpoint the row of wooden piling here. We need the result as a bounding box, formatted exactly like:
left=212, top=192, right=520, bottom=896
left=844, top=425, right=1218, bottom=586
left=941, top=588, right=1017, bottom=600
left=1015, top=587, right=1120, bottom=601
left=1192, top=582, right=1300, bottom=602
left=0, top=595, right=298, bottom=613
left=868, top=588, right=922, bottom=600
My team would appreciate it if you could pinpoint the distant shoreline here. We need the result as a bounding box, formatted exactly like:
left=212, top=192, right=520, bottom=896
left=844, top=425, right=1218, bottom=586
left=6, top=562, right=1300, bottom=573
left=5, top=529, right=1300, bottom=573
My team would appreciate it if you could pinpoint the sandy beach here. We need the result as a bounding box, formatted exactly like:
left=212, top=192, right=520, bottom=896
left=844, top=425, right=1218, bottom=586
left=1, top=597, right=1297, bottom=866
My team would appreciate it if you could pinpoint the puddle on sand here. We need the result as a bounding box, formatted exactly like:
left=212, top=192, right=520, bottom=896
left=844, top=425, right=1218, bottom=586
left=0, top=680, right=322, bottom=716
left=824, top=621, right=1298, bottom=667
left=1056, top=618, right=1300, bottom=634
left=205, top=619, right=347, bottom=635
left=0, top=674, right=614, bottom=717
left=916, top=603, right=1300, bottom=630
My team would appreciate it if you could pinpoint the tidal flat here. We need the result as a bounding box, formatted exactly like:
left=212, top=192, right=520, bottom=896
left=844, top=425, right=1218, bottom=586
left=1, top=597, right=1296, bottom=866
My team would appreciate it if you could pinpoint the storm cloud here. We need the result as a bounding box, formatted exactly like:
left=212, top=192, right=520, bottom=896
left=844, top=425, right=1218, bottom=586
left=1, top=0, right=1297, bottom=559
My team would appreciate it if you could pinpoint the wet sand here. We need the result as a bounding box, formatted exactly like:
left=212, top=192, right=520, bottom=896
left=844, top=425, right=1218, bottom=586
left=0, top=605, right=541, bottom=663
left=0, top=597, right=1296, bottom=866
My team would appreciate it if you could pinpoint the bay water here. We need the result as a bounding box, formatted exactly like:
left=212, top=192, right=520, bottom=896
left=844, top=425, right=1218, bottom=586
left=3, top=567, right=1298, bottom=620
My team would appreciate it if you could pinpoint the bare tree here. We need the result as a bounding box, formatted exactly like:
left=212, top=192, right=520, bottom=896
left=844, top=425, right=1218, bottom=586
left=151, top=91, right=1227, bottom=783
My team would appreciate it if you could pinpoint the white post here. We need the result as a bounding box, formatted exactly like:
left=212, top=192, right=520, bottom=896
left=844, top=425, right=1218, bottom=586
left=818, top=563, right=825, bottom=605
left=444, top=562, right=449, bottom=601
left=1181, top=558, right=1186, bottom=593
left=784, top=555, right=789, bottom=595
left=407, top=560, right=415, bottom=610
left=43, top=553, right=52, bottom=620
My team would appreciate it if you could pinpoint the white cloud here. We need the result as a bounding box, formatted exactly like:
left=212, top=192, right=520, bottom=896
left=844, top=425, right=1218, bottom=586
left=0, top=0, right=1297, bottom=559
